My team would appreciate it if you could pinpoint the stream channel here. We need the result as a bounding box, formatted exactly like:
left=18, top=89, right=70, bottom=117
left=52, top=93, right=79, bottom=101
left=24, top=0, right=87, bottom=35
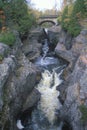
left=17, top=28, right=72, bottom=130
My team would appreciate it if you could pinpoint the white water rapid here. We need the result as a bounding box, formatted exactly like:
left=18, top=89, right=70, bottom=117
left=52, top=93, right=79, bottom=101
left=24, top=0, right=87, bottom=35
left=36, top=68, right=63, bottom=124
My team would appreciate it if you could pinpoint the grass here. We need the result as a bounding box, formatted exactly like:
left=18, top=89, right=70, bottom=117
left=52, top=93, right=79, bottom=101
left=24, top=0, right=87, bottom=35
left=0, top=30, right=16, bottom=46
left=0, top=54, right=3, bottom=63
left=79, top=104, right=87, bottom=124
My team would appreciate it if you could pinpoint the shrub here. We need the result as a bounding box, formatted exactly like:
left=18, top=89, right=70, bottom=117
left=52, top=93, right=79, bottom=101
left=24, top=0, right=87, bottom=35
left=79, top=104, right=87, bottom=124
left=0, top=54, right=3, bottom=62
left=0, top=30, right=15, bottom=46
left=57, top=16, right=62, bottom=24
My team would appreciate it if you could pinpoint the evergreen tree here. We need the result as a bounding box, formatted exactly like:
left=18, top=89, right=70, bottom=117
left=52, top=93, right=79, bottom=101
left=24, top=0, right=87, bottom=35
left=61, top=6, right=68, bottom=30
left=0, top=0, right=36, bottom=37
left=73, top=0, right=86, bottom=18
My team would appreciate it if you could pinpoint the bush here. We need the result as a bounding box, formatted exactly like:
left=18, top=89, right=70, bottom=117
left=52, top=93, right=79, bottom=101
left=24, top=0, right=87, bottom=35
left=0, top=30, right=16, bottom=46
left=79, top=105, right=87, bottom=124
left=57, top=16, right=62, bottom=24
left=0, top=54, right=3, bottom=62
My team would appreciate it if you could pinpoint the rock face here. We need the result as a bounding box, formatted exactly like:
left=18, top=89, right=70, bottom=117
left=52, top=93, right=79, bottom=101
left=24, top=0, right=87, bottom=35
left=0, top=30, right=41, bottom=130
left=22, top=28, right=42, bottom=61
left=22, top=39, right=42, bottom=61
left=54, top=28, right=87, bottom=130
left=47, top=26, right=62, bottom=51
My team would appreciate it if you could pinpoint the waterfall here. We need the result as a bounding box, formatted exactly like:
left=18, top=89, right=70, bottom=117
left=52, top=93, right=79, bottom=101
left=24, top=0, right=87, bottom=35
left=42, top=39, right=49, bottom=59
left=36, top=68, right=63, bottom=124
left=45, top=28, right=48, bottom=34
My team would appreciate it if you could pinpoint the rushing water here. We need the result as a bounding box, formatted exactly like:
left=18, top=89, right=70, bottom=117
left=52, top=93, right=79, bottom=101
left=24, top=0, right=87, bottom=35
left=20, top=67, right=64, bottom=130
left=16, top=28, right=69, bottom=130
left=37, top=69, right=63, bottom=124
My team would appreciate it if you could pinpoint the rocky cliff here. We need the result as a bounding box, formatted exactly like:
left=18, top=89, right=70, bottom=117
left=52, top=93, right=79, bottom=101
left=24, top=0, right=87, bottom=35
left=48, top=26, right=87, bottom=130
left=0, top=29, right=42, bottom=130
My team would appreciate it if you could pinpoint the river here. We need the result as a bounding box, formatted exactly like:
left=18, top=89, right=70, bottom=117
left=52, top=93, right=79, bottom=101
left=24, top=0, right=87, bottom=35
left=17, top=28, right=71, bottom=130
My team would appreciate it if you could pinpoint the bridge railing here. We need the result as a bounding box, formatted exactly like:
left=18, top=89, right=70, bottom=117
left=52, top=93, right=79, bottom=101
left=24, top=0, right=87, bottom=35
left=39, top=15, right=58, bottom=19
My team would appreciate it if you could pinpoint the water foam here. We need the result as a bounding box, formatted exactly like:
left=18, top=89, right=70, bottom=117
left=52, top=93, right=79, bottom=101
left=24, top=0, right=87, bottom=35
left=16, top=120, right=24, bottom=129
left=36, top=69, right=63, bottom=124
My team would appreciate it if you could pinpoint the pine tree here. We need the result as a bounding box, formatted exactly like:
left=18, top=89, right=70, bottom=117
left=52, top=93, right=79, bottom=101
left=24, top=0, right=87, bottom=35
left=61, top=6, right=68, bottom=30
left=0, top=0, right=36, bottom=37
left=73, top=0, right=86, bottom=18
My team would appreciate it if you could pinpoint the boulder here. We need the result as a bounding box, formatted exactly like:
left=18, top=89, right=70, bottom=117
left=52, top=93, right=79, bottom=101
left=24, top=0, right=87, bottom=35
left=23, top=88, right=41, bottom=111
left=22, top=39, right=42, bottom=61
left=55, top=42, right=78, bottom=71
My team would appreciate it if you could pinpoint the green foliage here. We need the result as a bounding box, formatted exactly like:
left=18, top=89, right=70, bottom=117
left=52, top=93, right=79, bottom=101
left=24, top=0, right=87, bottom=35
left=57, top=16, right=62, bottom=24
left=61, top=6, right=69, bottom=30
left=0, top=0, right=3, bottom=9
left=84, top=0, right=87, bottom=17
left=79, top=105, right=87, bottom=123
left=60, top=0, right=87, bottom=36
left=67, top=0, right=86, bottom=36
left=0, top=30, right=15, bottom=46
left=67, top=13, right=81, bottom=37
left=17, top=13, right=36, bottom=37
left=73, top=0, right=86, bottom=18
left=0, top=54, right=3, bottom=62
left=61, top=5, right=81, bottom=37
left=0, top=0, right=36, bottom=38
left=68, top=22, right=81, bottom=36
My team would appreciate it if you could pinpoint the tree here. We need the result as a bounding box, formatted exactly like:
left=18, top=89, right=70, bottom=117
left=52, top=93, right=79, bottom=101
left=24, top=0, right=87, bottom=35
left=60, top=0, right=87, bottom=36
left=73, top=0, right=86, bottom=18
left=61, top=6, right=69, bottom=30
left=0, top=0, right=36, bottom=38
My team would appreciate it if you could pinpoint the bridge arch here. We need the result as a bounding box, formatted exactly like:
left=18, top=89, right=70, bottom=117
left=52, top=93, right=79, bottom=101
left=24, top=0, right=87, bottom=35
left=39, top=20, right=56, bottom=25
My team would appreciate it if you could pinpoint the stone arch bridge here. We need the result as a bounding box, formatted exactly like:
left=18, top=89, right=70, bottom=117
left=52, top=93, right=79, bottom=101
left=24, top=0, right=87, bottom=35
left=38, top=15, right=58, bottom=25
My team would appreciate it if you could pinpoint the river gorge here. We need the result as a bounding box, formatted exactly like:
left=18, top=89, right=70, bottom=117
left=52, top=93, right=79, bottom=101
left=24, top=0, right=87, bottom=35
left=16, top=28, right=70, bottom=130
left=0, top=25, right=87, bottom=130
